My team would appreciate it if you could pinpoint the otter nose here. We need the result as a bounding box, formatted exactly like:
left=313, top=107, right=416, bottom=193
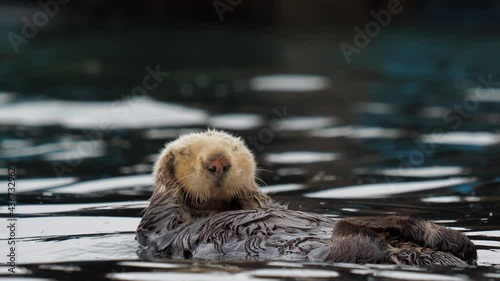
left=207, top=155, right=231, bottom=178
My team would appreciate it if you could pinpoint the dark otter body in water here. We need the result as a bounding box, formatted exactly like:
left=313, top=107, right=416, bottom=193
left=137, top=130, right=477, bottom=266
left=142, top=209, right=475, bottom=266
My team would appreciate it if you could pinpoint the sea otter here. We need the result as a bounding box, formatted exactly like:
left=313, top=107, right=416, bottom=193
left=137, top=130, right=477, bottom=266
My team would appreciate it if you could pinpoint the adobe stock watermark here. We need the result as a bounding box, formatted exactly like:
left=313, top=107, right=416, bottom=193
left=213, top=0, right=242, bottom=22
left=6, top=167, right=17, bottom=273
left=339, top=0, right=409, bottom=64
left=51, top=64, right=170, bottom=178
left=246, top=106, right=290, bottom=151
left=7, top=0, right=70, bottom=54
left=385, top=74, right=499, bottom=184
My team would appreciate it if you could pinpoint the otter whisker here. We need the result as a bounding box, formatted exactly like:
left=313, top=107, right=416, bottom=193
left=255, top=167, right=274, bottom=174
left=255, top=176, right=267, bottom=186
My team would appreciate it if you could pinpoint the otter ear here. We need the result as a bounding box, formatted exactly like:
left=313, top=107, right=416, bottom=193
left=165, top=151, right=176, bottom=176
left=154, top=150, right=177, bottom=188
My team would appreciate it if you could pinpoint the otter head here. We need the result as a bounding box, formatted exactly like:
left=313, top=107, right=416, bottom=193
left=153, top=130, right=258, bottom=206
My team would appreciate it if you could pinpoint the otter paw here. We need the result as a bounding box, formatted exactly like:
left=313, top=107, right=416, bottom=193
left=420, top=221, right=477, bottom=265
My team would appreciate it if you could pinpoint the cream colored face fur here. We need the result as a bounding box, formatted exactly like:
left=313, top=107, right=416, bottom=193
left=154, top=130, right=258, bottom=203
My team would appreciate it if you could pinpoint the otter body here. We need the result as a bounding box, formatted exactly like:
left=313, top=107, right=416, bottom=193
left=137, top=130, right=477, bottom=266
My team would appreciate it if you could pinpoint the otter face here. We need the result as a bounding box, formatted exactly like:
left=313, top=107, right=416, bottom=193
left=154, top=130, right=257, bottom=204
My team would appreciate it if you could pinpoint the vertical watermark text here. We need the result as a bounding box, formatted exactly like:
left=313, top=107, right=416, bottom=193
left=6, top=167, right=17, bottom=273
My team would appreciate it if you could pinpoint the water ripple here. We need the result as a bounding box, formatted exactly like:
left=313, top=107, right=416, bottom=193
left=0, top=98, right=207, bottom=128
left=249, top=74, right=330, bottom=92
left=305, top=178, right=475, bottom=199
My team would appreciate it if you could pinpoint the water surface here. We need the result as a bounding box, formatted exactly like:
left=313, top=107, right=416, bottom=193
left=0, top=28, right=499, bottom=280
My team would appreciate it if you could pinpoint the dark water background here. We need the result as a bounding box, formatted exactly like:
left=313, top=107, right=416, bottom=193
left=0, top=17, right=500, bottom=281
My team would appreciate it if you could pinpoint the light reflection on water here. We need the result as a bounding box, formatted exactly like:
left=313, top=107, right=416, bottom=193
left=249, top=74, right=330, bottom=92
left=1, top=32, right=500, bottom=280
left=304, top=177, right=475, bottom=199
left=209, top=114, right=263, bottom=130
left=0, top=97, right=207, bottom=128
left=0, top=83, right=499, bottom=278
left=354, top=166, right=467, bottom=177
left=264, top=151, right=338, bottom=164
left=1, top=81, right=500, bottom=278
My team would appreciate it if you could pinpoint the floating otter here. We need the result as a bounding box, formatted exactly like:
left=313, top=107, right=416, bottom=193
left=137, top=130, right=477, bottom=266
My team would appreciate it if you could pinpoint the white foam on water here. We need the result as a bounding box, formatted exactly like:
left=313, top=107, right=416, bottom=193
left=117, top=261, right=188, bottom=269
left=473, top=240, right=500, bottom=247
left=372, top=270, right=467, bottom=281
left=0, top=277, right=54, bottom=281
left=309, top=126, right=353, bottom=138
left=260, top=183, right=305, bottom=194
left=37, top=265, right=81, bottom=272
left=143, top=128, right=203, bottom=139
left=107, top=272, right=274, bottom=281
left=265, top=151, right=338, bottom=164
left=0, top=97, right=207, bottom=129
left=358, top=166, right=467, bottom=178
left=477, top=249, right=500, bottom=266
left=0, top=139, right=32, bottom=149
left=466, top=230, right=500, bottom=237
left=0, top=217, right=141, bottom=264
left=43, top=140, right=106, bottom=161
left=310, top=126, right=403, bottom=139
left=51, top=174, right=154, bottom=194
left=108, top=268, right=339, bottom=281
left=276, top=167, right=307, bottom=176
left=279, top=116, right=337, bottom=131
left=7, top=216, right=139, bottom=238
left=0, top=141, right=82, bottom=158
left=433, top=220, right=457, bottom=223
left=466, top=87, right=500, bottom=102
left=265, top=261, right=303, bottom=268
left=17, top=233, right=138, bottom=264
left=209, top=114, right=263, bottom=130
left=251, top=269, right=339, bottom=278
left=351, top=127, right=403, bottom=139
left=249, top=74, right=330, bottom=92
left=0, top=91, right=16, bottom=104
left=422, top=132, right=500, bottom=146
left=421, top=196, right=480, bottom=203
left=0, top=201, right=148, bottom=215
left=305, top=178, right=474, bottom=199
